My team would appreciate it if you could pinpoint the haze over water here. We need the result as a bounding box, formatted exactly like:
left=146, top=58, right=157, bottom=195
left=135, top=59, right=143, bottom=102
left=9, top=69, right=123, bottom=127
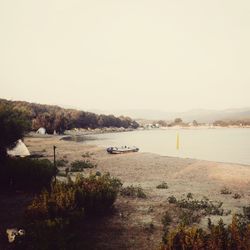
left=85, top=128, right=250, bottom=165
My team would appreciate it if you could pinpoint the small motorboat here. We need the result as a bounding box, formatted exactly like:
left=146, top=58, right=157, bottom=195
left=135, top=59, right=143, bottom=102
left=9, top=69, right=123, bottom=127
left=107, top=146, right=139, bottom=154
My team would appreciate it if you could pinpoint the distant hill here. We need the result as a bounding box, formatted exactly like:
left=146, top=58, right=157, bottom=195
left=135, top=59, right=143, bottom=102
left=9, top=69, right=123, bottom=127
left=90, top=108, right=250, bottom=123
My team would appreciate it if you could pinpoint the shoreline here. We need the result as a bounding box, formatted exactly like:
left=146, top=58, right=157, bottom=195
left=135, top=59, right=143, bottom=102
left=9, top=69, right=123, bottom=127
left=25, top=135, right=250, bottom=200
left=23, top=135, right=250, bottom=248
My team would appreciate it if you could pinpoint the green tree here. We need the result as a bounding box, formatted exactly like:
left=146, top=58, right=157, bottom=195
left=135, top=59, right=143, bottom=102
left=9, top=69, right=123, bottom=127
left=193, top=120, right=198, bottom=126
left=174, top=118, right=183, bottom=124
left=0, top=104, right=30, bottom=161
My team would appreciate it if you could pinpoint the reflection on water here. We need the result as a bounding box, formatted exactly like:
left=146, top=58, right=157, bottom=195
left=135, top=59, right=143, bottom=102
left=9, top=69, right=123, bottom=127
left=83, top=128, right=250, bottom=165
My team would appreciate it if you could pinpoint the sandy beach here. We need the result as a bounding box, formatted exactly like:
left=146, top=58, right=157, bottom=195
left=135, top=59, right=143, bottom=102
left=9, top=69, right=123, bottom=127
left=24, top=135, right=250, bottom=249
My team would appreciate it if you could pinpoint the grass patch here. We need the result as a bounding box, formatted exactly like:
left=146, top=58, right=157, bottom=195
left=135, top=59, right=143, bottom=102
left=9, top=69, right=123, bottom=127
left=120, top=185, right=147, bottom=198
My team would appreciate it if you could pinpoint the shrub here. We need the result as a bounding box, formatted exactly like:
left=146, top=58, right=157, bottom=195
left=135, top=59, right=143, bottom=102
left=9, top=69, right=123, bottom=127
left=167, top=195, right=177, bottom=204
left=26, top=182, right=78, bottom=221
left=162, top=211, right=172, bottom=232
left=74, top=173, right=122, bottom=214
left=70, top=160, right=96, bottom=172
left=120, top=185, right=147, bottom=198
left=243, top=206, right=250, bottom=220
left=179, top=209, right=200, bottom=226
left=56, top=159, right=68, bottom=167
left=82, top=152, right=93, bottom=158
left=156, top=182, right=168, bottom=189
left=26, top=173, right=122, bottom=220
left=161, top=215, right=250, bottom=249
left=167, top=194, right=225, bottom=216
left=221, top=187, right=232, bottom=195
left=233, top=193, right=241, bottom=199
left=0, top=158, right=57, bottom=191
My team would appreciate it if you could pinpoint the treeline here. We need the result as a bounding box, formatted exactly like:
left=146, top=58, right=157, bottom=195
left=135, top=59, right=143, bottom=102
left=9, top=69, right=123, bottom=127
left=213, top=119, right=250, bottom=126
left=0, top=99, right=139, bottom=134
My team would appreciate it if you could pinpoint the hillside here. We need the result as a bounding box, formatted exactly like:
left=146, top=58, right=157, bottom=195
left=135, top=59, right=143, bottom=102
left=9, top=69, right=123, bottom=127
left=0, top=99, right=139, bottom=134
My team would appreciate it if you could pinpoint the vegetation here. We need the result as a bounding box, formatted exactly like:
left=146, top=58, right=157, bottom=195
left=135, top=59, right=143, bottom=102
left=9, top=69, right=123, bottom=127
left=70, top=160, right=96, bottom=172
left=56, top=159, right=68, bottom=167
left=0, top=158, right=57, bottom=191
left=221, top=187, right=232, bottom=195
left=0, top=103, right=30, bottom=161
left=26, top=173, right=122, bottom=220
left=233, top=193, right=241, bottom=199
left=157, top=120, right=168, bottom=127
left=214, top=119, right=250, bottom=126
left=167, top=194, right=227, bottom=216
left=156, top=182, right=169, bottom=189
left=0, top=98, right=139, bottom=134
left=120, top=185, right=147, bottom=198
left=161, top=215, right=250, bottom=249
left=193, top=120, right=198, bottom=126
left=174, top=118, right=183, bottom=124
left=82, top=152, right=93, bottom=158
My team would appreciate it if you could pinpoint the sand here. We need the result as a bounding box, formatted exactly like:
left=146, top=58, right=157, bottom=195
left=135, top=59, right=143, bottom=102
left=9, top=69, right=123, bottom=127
left=23, top=135, right=250, bottom=249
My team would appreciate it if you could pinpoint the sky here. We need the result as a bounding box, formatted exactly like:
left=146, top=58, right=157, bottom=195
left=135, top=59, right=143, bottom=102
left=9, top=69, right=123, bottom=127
left=0, top=0, right=250, bottom=112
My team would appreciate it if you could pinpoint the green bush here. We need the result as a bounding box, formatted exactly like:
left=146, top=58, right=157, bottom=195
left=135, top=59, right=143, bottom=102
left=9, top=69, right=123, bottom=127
left=0, top=157, right=57, bottom=191
left=70, top=160, right=96, bottom=172
left=161, top=215, right=250, bottom=249
left=220, top=187, right=232, bottom=195
left=156, top=182, right=168, bottom=189
left=56, top=159, right=68, bottom=167
left=243, top=206, right=250, bottom=220
left=167, top=194, right=225, bottom=216
left=120, top=185, right=147, bottom=198
left=233, top=193, right=241, bottom=199
left=178, top=209, right=200, bottom=226
left=167, top=195, right=177, bottom=204
left=82, top=152, right=93, bottom=158
left=74, top=173, right=122, bottom=214
left=26, top=173, right=122, bottom=221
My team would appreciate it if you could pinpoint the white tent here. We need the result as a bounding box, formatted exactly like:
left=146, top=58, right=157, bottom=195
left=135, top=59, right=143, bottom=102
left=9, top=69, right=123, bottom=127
left=7, top=140, right=30, bottom=157
left=36, top=127, right=46, bottom=134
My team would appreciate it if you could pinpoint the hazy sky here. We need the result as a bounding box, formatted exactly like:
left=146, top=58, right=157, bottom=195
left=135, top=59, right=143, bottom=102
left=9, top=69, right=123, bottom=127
left=0, top=0, right=250, bottom=112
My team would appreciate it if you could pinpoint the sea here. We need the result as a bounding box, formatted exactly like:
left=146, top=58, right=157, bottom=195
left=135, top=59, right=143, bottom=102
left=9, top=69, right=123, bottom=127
left=83, top=128, right=250, bottom=165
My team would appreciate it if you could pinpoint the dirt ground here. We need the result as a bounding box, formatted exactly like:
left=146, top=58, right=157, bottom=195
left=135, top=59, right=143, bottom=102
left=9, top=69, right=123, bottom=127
left=4, top=135, right=249, bottom=249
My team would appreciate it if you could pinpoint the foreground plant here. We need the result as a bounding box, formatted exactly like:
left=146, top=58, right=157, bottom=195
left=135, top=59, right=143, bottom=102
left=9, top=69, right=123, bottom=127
left=161, top=215, right=250, bottom=250
left=167, top=194, right=226, bottom=216
left=26, top=172, right=122, bottom=221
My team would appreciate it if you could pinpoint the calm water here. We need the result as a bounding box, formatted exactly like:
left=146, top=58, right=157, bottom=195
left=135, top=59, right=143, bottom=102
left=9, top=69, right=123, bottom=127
left=84, top=128, right=250, bottom=165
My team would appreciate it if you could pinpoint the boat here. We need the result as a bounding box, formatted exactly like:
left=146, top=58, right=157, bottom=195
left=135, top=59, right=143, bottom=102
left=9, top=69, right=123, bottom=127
left=107, top=146, right=139, bottom=154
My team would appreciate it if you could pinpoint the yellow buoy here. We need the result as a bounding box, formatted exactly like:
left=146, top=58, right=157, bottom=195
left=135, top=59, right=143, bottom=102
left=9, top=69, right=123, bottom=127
left=176, top=132, right=179, bottom=150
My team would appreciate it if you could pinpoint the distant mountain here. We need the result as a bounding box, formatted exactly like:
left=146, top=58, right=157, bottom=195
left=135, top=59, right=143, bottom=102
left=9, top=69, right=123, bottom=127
left=89, top=108, right=250, bottom=123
